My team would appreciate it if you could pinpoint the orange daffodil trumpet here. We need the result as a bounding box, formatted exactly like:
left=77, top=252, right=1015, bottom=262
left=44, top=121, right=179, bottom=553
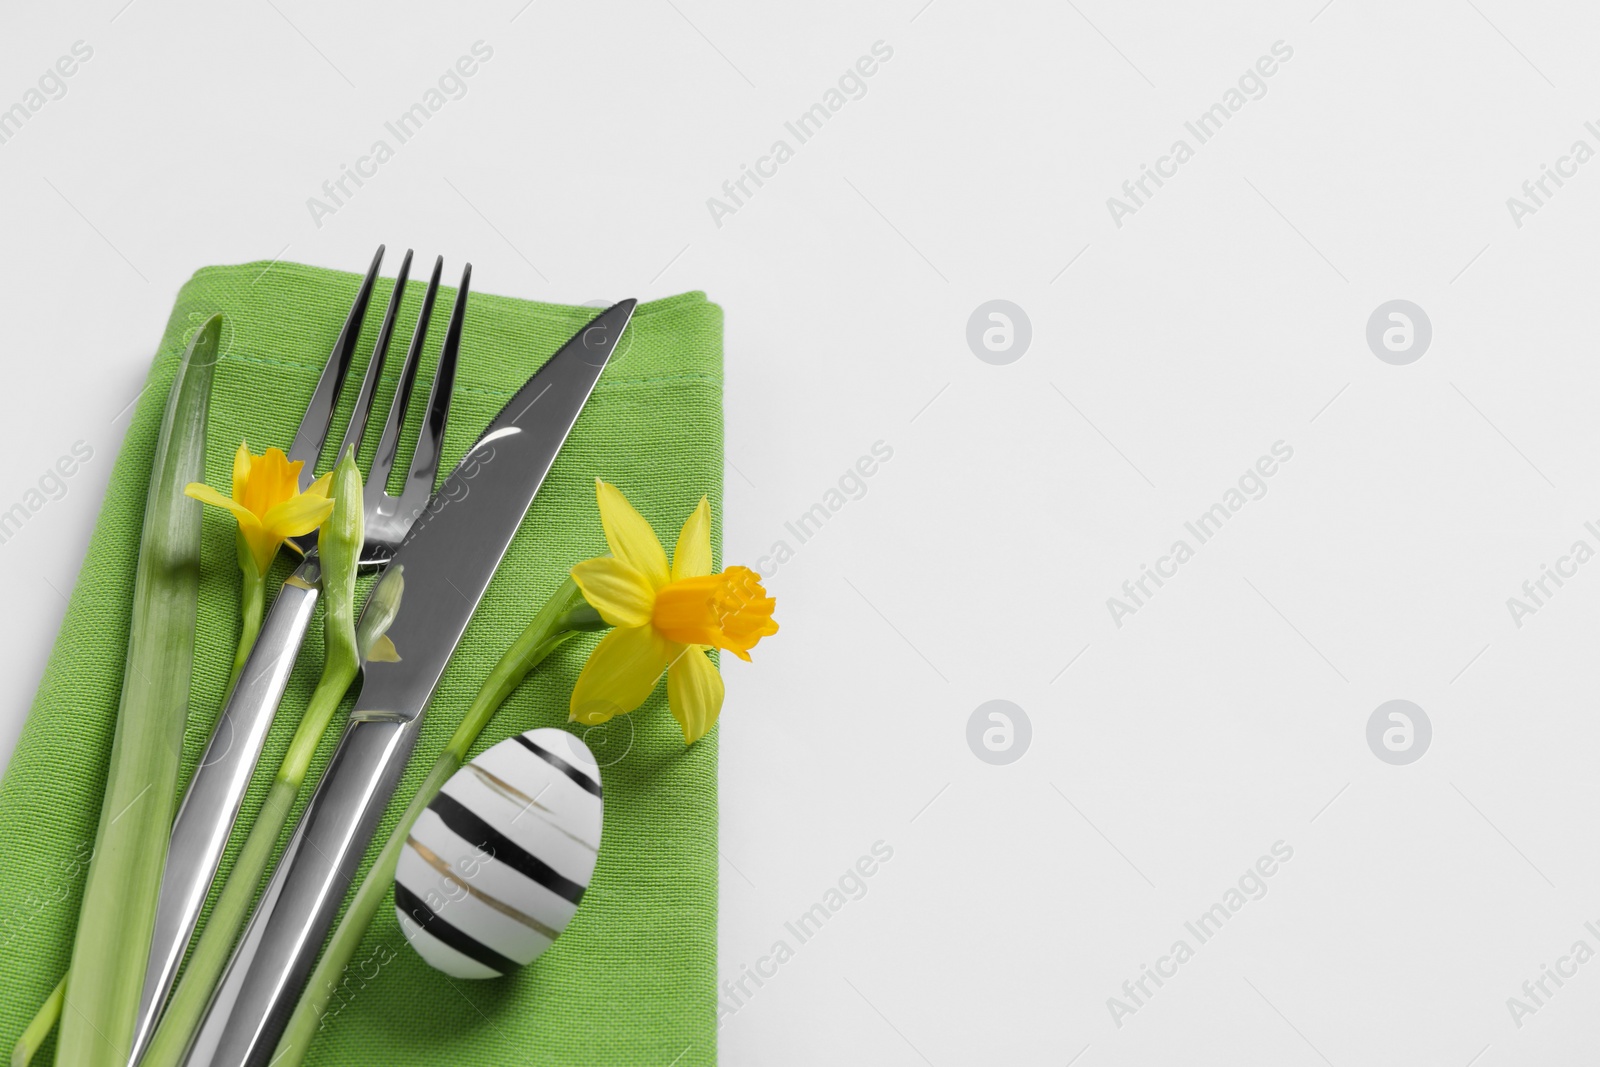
left=569, top=479, right=778, bottom=743
left=184, top=441, right=338, bottom=679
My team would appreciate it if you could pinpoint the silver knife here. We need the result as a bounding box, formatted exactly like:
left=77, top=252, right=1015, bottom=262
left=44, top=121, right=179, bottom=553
left=181, top=297, right=637, bottom=1067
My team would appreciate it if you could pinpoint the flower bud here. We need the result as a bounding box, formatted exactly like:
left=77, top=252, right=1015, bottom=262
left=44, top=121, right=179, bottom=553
left=318, top=446, right=364, bottom=674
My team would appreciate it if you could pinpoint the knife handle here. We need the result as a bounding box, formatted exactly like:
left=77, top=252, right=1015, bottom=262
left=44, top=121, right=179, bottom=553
left=130, top=556, right=322, bottom=1064
left=186, top=715, right=419, bottom=1067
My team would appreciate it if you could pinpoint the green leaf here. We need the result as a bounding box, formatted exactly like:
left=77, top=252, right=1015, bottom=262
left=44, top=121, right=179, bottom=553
left=55, top=315, right=220, bottom=1067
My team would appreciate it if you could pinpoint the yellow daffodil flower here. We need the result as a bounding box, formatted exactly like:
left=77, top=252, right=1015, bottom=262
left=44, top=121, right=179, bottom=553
left=186, top=441, right=340, bottom=682
left=569, top=479, right=777, bottom=744
left=185, top=441, right=336, bottom=578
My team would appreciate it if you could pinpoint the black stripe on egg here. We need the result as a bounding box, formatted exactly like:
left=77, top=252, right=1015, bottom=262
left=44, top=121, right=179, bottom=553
left=513, top=733, right=603, bottom=798
left=394, top=881, right=516, bottom=976
left=429, top=791, right=588, bottom=904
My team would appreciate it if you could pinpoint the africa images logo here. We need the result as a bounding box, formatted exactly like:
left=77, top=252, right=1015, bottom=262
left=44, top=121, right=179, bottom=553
left=705, top=41, right=895, bottom=228
left=1105, top=442, right=1294, bottom=628
left=1104, top=41, right=1294, bottom=229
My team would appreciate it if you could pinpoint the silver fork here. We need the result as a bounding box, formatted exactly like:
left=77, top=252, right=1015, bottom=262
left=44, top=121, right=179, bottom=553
left=129, top=246, right=471, bottom=1063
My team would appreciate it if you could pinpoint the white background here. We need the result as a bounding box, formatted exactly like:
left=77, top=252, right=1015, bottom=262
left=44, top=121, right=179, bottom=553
left=4, top=0, right=1600, bottom=1063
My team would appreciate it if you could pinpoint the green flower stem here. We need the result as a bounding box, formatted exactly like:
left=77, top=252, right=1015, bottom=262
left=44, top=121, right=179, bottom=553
left=275, top=751, right=459, bottom=1059
left=229, top=545, right=268, bottom=688
left=270, top=578, right=600, bottom=1067
left=57, top=317, right=219, bottom=1067
left=11, top=976, right=64, bottom=1067
left=141, top=448, right=364, bottom=1067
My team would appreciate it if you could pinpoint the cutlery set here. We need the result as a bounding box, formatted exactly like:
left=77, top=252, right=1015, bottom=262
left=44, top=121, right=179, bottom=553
left=132, top=246, right=635, bottom=1066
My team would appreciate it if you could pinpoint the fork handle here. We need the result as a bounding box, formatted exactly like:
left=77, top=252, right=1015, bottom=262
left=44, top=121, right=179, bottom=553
left=184, top=716, right=418, bottom=1067
left=129, top=555, right=323, bottom=1065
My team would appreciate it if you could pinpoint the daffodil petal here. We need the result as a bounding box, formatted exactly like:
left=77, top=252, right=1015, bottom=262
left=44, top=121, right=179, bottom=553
left=671, top=496, right=713, bottom=582
left=569, top=625, right=671, bottom=725
left=185, top=483, right=259, bottom=528
left=595, top=479, right=670, bottom=589
left=667, top=646, right=723, bottom=744
left=231, top=441, right=252, bottom=502
left=238, top=451, right=271, bottom=516
left=304, top=470, right=334, bottom=499
left=243, top=448, right=298, bottom=517
left=571, top=557, right=655, bottom=628
left=262, top=492, right=337, bottom=538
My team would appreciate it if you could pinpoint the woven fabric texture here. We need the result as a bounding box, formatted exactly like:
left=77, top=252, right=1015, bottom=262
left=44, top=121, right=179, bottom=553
left=0, top=261, right=721, bottom=1066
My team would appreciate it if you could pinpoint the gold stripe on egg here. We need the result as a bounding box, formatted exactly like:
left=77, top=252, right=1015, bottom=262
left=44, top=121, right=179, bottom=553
left=406, top=835, right=563, bottom=942
left=465, top=762, right=598, bottom=851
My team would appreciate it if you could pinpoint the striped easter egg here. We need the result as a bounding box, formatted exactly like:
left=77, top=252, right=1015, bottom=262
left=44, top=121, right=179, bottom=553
left=395, top=727, right=603, bottom=979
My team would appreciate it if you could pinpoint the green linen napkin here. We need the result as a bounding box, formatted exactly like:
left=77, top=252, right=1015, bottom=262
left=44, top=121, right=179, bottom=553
left=0, top=262, right=722, bottom=1066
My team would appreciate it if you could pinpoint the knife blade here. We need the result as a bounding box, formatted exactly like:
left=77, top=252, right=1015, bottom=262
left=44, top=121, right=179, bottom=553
left=181, top=298, right=637, bottom=1067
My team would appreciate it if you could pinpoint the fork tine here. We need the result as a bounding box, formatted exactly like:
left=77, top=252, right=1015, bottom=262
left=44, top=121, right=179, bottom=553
left=334, top=249, right=414, bottom=467
left=397, top=263, right=471, bottom=516
left=287, top=245, right=384, bottom=485
left=368, top=255, right=443, bottom=496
